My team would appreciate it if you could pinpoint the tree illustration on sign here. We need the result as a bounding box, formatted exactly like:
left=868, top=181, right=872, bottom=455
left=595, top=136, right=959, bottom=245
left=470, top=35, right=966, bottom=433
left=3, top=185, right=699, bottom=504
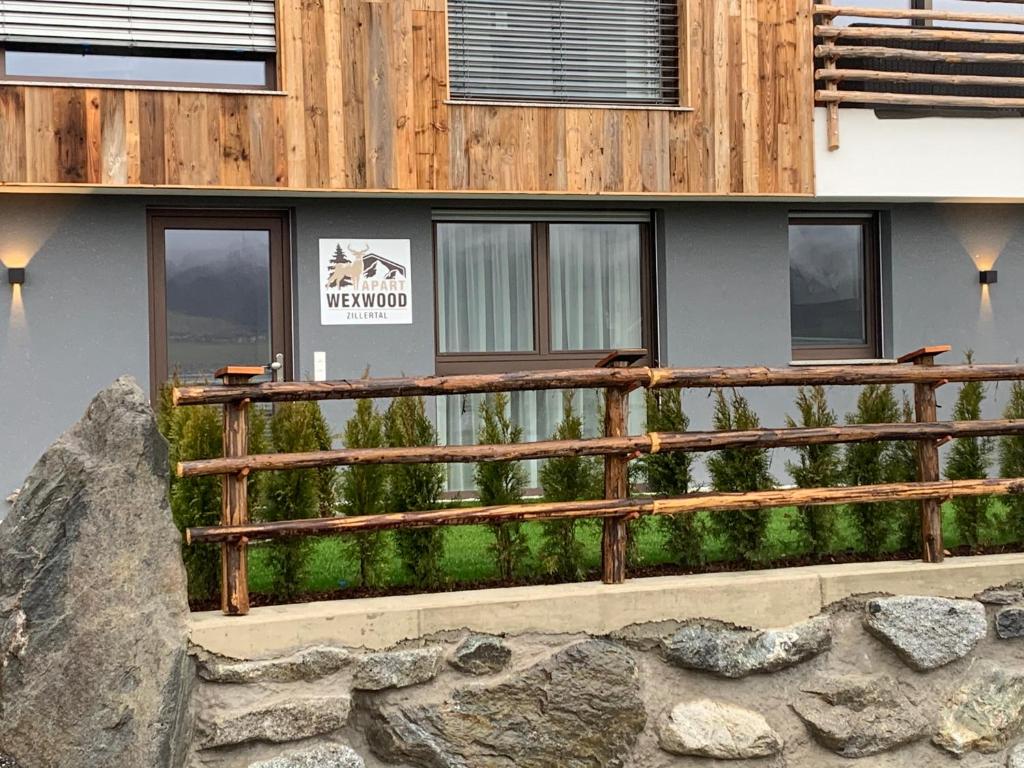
left=325, top=242, right=407, bottom=289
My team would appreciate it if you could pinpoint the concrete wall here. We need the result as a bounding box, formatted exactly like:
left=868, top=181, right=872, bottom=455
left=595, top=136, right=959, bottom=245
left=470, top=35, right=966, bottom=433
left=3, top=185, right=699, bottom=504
left=2, top=195, right=1023, bottom=508
left=814, top=107, right=1024, bottom=199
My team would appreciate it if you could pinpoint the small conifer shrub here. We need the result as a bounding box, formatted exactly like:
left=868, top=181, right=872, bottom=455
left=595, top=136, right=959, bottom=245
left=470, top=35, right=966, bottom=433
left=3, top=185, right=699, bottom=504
left=784, top=386, right=841, bottom=554
left=539, top=392, right=602, bottom=580
left=944, top=353, right=994, bottom=548
left=384, top=395, right=447, bottom=589
left=705, top=390, right=775, bottom=561
left=340, top=398, right=389, bottom=587
left=475, top=393, right=530, bottom=581
left=999, top=381, right=1024, bottom=542
left=643, top=388, right=703, bottom=565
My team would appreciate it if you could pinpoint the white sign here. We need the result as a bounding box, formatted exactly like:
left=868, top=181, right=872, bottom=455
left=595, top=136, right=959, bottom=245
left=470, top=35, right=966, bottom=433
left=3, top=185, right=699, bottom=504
left=319, top=239, right=412, bottom=325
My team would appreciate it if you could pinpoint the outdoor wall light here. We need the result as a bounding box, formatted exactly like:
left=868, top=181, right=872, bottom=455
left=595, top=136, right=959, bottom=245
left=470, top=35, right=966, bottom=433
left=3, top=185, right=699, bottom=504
left=7, top=266, right=25, bottom=286
left=979, top=270, right=998, bottom=286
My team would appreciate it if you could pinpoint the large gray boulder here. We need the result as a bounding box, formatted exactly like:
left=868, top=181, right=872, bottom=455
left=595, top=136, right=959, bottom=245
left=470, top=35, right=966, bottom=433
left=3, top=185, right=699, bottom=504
left=359, top=639, right=646, bottom=768
left=863, top=596, right=986, bottom=670
left=353, top=646, right=445, bottom=691
left=0, top=378, right=193, bottom=768
left=196, top=645, right=354, bottom=684
left=661, top=617, right=832, bottom=678
left=933, top=664, right=1024, bottom=756
left=248, top=744, right=364, bottom=768
left=792, top=673, right=930, bottom=757
left=656, top=699, right=783, bottom=759
left=196, top=695, right=352, bottom=749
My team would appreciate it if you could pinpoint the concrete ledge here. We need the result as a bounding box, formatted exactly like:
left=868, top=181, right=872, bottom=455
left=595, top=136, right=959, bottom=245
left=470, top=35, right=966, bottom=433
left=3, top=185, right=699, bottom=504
left=189, top=553, right=1024, bottom=657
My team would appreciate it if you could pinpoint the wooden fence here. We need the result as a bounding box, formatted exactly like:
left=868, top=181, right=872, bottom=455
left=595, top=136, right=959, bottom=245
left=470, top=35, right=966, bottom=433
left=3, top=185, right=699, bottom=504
left=173, top=345, right=1024, bottom=616
left=814, top=1, right=1024, bottom=149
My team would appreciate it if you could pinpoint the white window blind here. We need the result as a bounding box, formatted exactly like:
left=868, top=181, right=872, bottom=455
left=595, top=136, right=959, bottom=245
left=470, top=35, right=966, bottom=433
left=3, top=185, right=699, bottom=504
left=447, top=0, right=681, bottom=106
left=0, top=0, right=277, bottom=53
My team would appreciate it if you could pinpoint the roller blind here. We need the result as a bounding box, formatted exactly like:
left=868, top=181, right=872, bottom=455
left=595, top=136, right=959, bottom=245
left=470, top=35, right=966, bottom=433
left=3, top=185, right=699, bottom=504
left=0, top=0, right=278, bottom=53
left=447, top=0, right=680, bottom=106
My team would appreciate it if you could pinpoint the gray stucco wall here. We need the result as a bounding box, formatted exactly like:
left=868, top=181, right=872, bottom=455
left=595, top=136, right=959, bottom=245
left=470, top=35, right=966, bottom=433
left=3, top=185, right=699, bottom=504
left=1, top=195, right=1022, bottom=509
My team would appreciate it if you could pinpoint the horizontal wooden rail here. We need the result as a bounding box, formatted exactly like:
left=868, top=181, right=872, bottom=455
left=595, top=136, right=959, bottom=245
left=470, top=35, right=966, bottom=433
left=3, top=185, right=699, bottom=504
left=817, top=24, right=1024, bottom=46
left=173, top=363, right=1024, bottom=406
left=816, top=68, right=1024, bottom=88
left=817, top=90, right=1024, bottom=108
left=187, top=477, right=1024, bottom=545
left=815, top=4, right=1024, bottom=26
left=178, top=418, right=1024, bottom=478
left=815, top=44, right=1024, bottom=65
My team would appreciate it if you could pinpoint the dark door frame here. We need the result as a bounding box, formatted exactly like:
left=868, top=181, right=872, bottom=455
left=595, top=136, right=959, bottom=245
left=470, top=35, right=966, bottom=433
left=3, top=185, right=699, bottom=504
left=146, top=209, right=293, bottom=401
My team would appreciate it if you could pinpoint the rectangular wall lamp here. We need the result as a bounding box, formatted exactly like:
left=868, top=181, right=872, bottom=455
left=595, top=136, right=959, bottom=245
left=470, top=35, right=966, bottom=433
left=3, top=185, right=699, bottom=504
left=979, top=270, right=998, bottom=285
left=7, top=267, right=25, bottom=286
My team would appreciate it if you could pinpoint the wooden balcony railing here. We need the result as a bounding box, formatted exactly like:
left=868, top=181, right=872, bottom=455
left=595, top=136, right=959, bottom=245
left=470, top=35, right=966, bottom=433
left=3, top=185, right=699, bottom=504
left=173, top=346, right=1024, bottom=616
left=814, top=1, right=1024, bottom=149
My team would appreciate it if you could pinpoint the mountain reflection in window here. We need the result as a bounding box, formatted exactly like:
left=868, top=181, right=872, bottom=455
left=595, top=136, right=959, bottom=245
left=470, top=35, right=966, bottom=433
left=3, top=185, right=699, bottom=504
left=789, top=223, right=866, bottom=347
left=164, top=229, right=272, bottom=381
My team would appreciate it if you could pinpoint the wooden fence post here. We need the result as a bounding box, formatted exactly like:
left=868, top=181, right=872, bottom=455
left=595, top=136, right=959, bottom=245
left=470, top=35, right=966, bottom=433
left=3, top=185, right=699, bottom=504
left=897, top=346, right=951, bottom=564
left=597, top=350, right=646, bottom=585
left=216, top=365, right=263, bottom=615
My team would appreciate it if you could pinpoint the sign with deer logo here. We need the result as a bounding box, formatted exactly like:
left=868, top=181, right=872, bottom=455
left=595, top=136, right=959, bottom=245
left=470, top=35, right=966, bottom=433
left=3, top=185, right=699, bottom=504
left=319, top=239, right=412, bottom=325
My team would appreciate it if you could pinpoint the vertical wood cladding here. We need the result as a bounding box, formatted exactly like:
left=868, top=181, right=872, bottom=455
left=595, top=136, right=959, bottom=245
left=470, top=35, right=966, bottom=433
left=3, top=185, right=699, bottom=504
left=0, top=0, right=813, bottom=194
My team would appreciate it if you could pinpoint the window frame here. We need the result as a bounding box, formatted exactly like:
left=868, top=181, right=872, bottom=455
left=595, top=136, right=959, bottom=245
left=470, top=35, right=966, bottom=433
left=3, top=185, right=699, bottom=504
left=789, top=214, right=882, bottom=362
left=0, top=43, right=277, bottom=92
left=146, top=209, right=293, bottom=400
left=443, top=0, right=689, bottom=110
left=432, top=217, right=657, bottom=375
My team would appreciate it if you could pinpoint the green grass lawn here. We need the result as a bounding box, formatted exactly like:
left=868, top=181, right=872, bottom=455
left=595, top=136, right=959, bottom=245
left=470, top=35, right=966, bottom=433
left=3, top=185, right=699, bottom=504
left=246, top=501, right=1018, bottom=598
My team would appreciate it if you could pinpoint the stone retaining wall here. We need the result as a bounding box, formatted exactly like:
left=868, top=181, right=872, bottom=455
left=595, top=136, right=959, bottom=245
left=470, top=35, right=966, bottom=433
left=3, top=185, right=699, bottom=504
left=188, top=584, right=1024, bottom=768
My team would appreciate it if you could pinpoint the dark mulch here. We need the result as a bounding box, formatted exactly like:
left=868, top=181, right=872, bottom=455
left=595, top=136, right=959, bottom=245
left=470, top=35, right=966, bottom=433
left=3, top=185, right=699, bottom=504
left=188, top=542, right=1023, bottom=612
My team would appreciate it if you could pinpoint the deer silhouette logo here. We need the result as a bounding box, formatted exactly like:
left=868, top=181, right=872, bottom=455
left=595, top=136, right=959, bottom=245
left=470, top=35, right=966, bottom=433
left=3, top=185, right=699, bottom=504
left=325, top=241, right=408, bottom=289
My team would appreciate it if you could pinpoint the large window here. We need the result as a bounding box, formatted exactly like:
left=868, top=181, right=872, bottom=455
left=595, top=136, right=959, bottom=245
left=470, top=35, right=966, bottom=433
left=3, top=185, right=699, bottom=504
left=0, top=1, right=277, bottom=89
left=446, top=0, right=681, bottom=106
left=435, top=216, right=654, bottom=491
left=789, top=216, right=881, bottom=361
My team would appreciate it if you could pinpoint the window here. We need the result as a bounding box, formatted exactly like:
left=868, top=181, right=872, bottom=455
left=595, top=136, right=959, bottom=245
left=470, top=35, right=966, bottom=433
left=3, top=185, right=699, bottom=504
left=446, top=0, right=681, bottom=106
left=434, top=216, right=654, bottom=491
left=789, top=216, right=881, bottom=361
left=0, top=1, right=277, bottom=89
left=148, top=212, right=292, bottom=397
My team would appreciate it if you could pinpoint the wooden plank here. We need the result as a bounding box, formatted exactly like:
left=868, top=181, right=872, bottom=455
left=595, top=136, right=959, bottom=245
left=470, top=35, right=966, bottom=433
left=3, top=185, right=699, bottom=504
left=189, top=477, right=1024, bottom=544
left=301, top=0, right=331, bottom=188
left=123, top=91, right=141, bottom=184
left=174, top=362, right=1024, bottom=406
left=907, top=349, right=947, bottom=564
left=247, top=97, right=277, bottom=186
left=601, top=378, right=629, bottom=584
left=282, top=0, right=308, bottom=187
left=816, top=3, right=1024, bottom=26
left=818, top=68, right=1024, bottom=88
left=324, top=0, right=347, bottom=187
left=180, top=418, right=1024, bottom=478
left=137, top=92, right=165, bottom=185
left=818, top=90, right=1024, bottom=108
left=341, top=0, right=367, bottom=188
left=218, top=371, right=254, bottom=616
left=54, top=89, right=87, bottom=183
left=0, top=88, right=27, bottom=182
left=391, top=0, right=418, bottom=189
left=818, top=24, right=1024, bottom=46
left=84, top=90, right=102, bottom=184
left=816, top=44, right=1024, bottom=65
left=99, top=90, right=127, bottom=185
left=220, top=95, right=253, bottom=188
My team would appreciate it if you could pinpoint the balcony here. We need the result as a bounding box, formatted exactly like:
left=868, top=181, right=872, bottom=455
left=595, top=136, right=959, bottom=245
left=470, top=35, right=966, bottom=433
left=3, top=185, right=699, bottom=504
left=813, top=2, right=1024, bottom=150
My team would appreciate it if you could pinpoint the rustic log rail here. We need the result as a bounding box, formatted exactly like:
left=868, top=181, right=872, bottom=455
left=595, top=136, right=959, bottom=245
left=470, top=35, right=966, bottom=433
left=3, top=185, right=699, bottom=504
left=175, top=347, right=1024, bottom=616
left=812, top=1, right=1024, bottom=149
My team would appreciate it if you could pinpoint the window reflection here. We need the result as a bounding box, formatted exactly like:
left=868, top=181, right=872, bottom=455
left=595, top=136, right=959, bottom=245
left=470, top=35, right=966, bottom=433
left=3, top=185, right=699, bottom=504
left=4, top=49, right=269, bottom=88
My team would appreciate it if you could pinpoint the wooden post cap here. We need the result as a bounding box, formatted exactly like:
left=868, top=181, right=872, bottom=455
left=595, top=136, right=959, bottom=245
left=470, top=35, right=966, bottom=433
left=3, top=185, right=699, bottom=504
left=897, top=345, right=951, bottom=364
left=595, top=349, right=648, bottom=368
left=214, top=365, right=266, bottom=380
